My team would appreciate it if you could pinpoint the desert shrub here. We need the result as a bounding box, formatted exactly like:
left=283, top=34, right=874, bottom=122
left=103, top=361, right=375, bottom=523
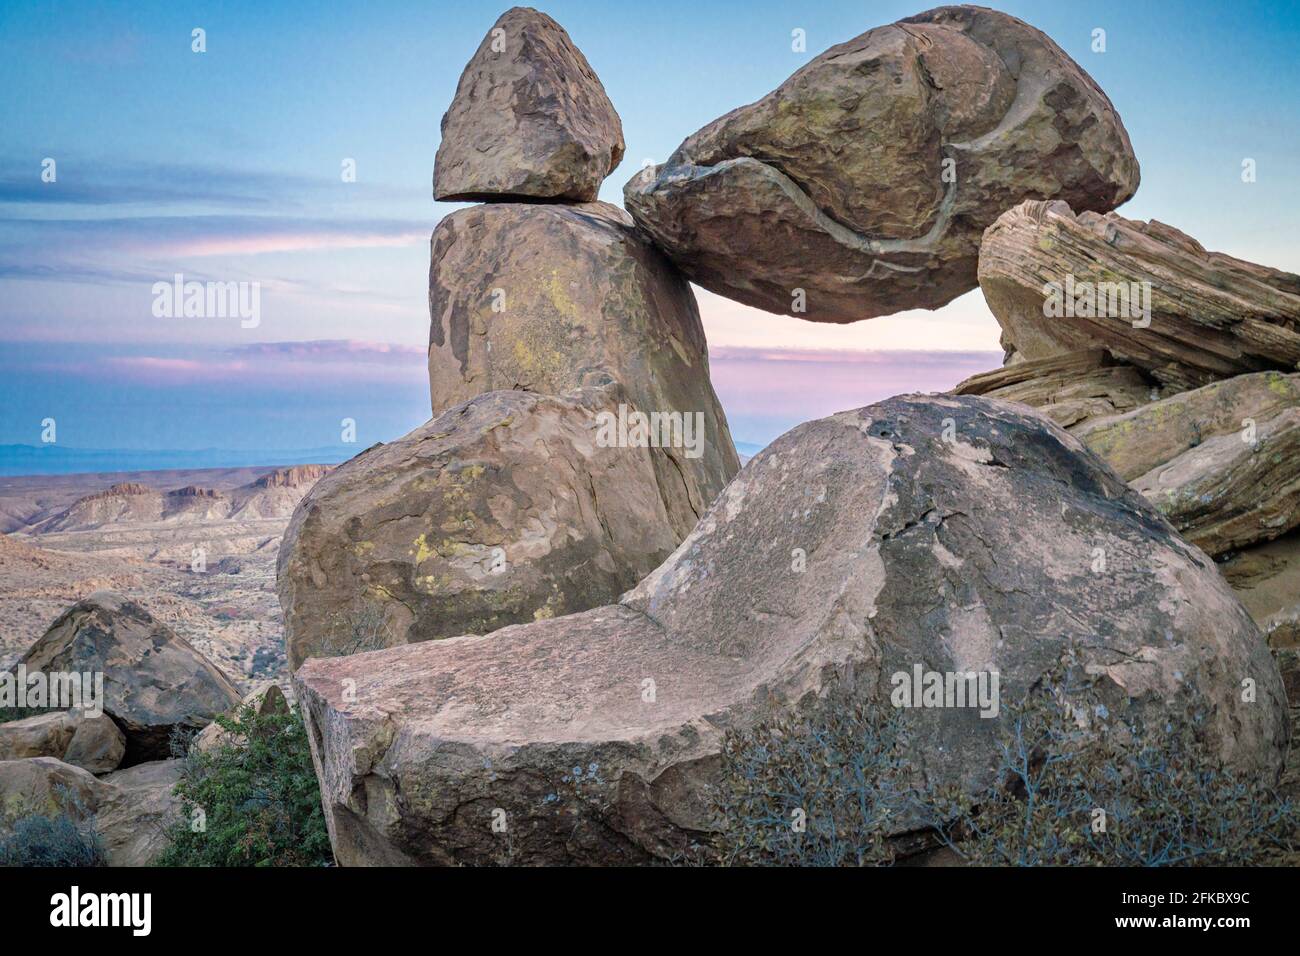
left=319, top=605, right=391, bottom=659
left=710, top=667, right=1297, bottom=867
left=0, top=789, right=106, bottom=867
left=923, top=672, right=1299, bottom=866
left=711, top=695, right=910, bottom=866
left=155, top=703, right=332, bottom=867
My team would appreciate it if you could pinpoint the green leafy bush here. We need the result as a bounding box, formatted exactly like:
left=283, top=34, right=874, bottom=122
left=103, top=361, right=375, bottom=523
left=155, top=703, right=332, bottom=867
left=710, top=667, right=1297, bottom=867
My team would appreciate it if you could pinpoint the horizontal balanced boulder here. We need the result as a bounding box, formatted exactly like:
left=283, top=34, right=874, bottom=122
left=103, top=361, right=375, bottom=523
left=625, top=5, right=1139, bottom=322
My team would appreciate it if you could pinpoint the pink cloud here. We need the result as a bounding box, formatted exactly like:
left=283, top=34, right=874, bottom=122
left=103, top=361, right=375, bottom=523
left=172, top=230, right=428, bottom=257
left=709, top=347, right=1001, bottom=419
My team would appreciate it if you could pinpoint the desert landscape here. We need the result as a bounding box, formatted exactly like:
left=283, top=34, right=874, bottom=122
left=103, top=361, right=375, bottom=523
left=0, top=464, right=329, bottom=681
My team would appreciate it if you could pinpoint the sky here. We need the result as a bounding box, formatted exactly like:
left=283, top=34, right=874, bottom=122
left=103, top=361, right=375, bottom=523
left=2, top=0, right=1299, bottom=465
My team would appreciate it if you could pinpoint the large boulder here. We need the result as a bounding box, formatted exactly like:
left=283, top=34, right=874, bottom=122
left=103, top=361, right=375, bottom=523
left=625, top=5, right=1138, bottom=323
left=295, top=394, right=1286, bottom=865
left=280, top=386, right=712, bottom=672
left=94, top=759, right=184, bottom=866
left=16, top=593, right=241, bottom=764
left=979, top=200, right=1300, bottom=390
left=427, top=200, right=738, bottom=507
left=0, top=710, right=125, bottom=774
left=433, top=7, right=624, bottom=202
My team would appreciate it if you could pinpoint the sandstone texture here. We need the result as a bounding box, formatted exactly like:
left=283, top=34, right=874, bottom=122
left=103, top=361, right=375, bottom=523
left=296, top=395, right=1285, bottom=865
left=0, top=755, right=182, bottom=865
left=16, top=592, right=241, bottom=763
left=954, top=349, right=1153, bottom=429
left=191, top=682, right=288, bottom=754
left=280, top=387, right=708, bottom=672
left=434, top=7, right=624, bottom=202
left=979, top=200, right=1300, bottom=390
left=427, top=199, right=738, bottom=505
left=625, top=5, right=1138, bottom=323
left=0, top=710, right=125, bottom=774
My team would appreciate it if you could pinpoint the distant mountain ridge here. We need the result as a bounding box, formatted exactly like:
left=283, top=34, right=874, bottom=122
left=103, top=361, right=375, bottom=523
left=0, top=444, right=356, bottom=477
left=25, top=465, right=335, bottom=535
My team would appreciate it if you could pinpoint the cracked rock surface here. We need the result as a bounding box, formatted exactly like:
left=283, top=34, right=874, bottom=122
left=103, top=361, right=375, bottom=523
left=295, top=394, right=1285, bottom=865
left=624, top=5, right=1138, bottom=323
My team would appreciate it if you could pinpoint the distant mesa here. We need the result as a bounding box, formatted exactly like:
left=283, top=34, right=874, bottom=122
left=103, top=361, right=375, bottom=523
left=167, top=485, right=222, bottom=499
left=250, top=465, right=333, bottom=490
left=85, top=482, right=153, bottom=500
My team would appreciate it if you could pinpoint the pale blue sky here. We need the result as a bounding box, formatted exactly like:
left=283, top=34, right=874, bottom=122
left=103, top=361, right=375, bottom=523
left=2, top=0, right=1298, bottom=462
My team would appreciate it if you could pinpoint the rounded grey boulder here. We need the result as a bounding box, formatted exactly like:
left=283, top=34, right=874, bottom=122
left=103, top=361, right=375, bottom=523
left=295, top=394, right=1286, bottom=865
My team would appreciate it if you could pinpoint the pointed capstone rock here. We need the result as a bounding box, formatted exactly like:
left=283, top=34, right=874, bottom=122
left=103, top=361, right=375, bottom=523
left=434, top=7, right=625, bottom=202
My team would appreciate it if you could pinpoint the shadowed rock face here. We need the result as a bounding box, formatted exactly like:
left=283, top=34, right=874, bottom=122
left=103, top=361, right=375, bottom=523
left=427, top=200, right=738, bottom=513
left=978, top=200, right=1300, bottom=391
left=433, top=7, right=624, bottom=202
left=279, top=386, right=705, bottom=672
left=295, top=395, right=1286, bottom=866
left=16, top=592, right=240, bottom=764
left=625, top=5, right=1139, bottom=323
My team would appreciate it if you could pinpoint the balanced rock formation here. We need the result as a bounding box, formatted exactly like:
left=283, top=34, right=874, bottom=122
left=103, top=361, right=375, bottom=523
left=295, top=394, right=1286, bottom=865
left=434, top=7, right=624, bottom=202
left=281, top=386, right=713, bottom=671
left=625, top=5, right=1139, bottom=323
left=17, top=592, right=240, bottom=763
left=0, top=710, right=125, bottom=774
left=428, top=199, right=738, bottom=503
left=979, top=200, right=1300, bottom=390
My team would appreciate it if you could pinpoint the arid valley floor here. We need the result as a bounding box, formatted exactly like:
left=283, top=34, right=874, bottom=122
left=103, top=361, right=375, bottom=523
left=0, top=464, right=328, bottom=686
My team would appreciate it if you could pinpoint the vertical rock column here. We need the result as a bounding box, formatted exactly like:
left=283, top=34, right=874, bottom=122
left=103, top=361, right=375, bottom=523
left=279, top=8, right=738, bottom=672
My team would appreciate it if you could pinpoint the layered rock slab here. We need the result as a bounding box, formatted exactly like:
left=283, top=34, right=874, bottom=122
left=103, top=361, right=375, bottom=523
left=427, top=200, right=738, bottom=514
left=625, top=5, right=1139, bottom=322
left=433, top=7, right=624, bottom=202
left=954, top=349, right=1154, bottom=429
left=979, top=200, right=1300, bottom=390
left=15, top=592, right=240, bottom=764
left=296, top=394, right=1286, bottom=865
left=279, top=386, right=705, bottom=672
